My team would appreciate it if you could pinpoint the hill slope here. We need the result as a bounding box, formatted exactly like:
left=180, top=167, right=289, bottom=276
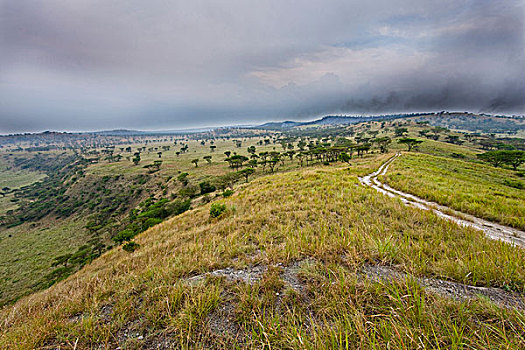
left=1, top=158, right=525, bottom=349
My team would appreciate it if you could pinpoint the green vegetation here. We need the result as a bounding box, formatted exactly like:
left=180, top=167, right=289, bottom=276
left=382, top=152, right=525, bottom=229
left=0, top=158, right=47, bottom=215
left=1, top=163, right=524, bottom=348
left=209, top=202, right=227, bottom=218
left=477, top=149, right=525, bottom=170
left=0, top=218, right=91, bottom=307
left=1, top=116, right=525, bottom=348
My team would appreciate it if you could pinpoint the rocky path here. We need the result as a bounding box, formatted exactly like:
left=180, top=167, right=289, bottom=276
left=359, top=153, right=525, bottom=248
left=186, top=260, right=524, bottom=310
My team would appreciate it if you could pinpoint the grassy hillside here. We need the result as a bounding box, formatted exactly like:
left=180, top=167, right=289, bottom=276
left=0, top=218, right=90, bottom=306
left=382, top=153, right=525, bottom=230
left=0, top=137, right=306, bottom=306
left=1, top=159, right=524, bottom=349
left=0, top=158, right=47, bottom=215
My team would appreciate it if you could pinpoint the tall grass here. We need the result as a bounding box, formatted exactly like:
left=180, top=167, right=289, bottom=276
left=1, top=164, right=524, bottom=348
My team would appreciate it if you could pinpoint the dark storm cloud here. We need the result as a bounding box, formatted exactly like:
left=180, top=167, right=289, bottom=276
left=0, top=0, right=523, bottom=133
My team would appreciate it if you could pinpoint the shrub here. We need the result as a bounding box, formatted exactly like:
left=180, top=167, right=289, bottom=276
left=143, top=217, right=163, bottom=230
left=167, top=198, right=191, bottom=216
left=179, top=185, right=199, bottom=198
left=210, top=203, right=227, bottom=218
left=503, top=179, right=524, bottom=189
left=113, top=229, right=135, bottom=243
left=451, top=152, right=466, bottom=159
left=222, top=189, right=234, bottom=197
left=123, top=241, right=140, bottom=252
left=199, top=181, right=216, bottom=195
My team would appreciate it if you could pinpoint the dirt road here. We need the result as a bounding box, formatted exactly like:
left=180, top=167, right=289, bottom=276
left=359, top=153, right=525, bottom=248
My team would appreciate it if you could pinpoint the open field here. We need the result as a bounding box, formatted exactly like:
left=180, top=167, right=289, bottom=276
left=0, top=217, right=90, bottom=307
left=86, top=138, right=301, bottom=179
left=381, top=152, right=525, bottom=230
left=1, top=161, right=525, bottom=348
left=0, top=158, right=47, bottom=215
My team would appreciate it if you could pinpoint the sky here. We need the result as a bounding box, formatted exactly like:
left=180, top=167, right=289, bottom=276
left=1, top=0, right=524, bottom=133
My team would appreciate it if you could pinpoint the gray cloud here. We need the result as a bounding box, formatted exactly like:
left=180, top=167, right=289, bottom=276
left=0, top=0, right=523, bottom=133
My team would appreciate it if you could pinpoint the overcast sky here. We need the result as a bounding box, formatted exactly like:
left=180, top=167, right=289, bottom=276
left=1, top=0, right=524, bottom=133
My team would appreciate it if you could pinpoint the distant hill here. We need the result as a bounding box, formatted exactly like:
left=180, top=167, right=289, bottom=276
left=256, top=121, right=304, bottom=129
left=255, top=113, right=425, bottom=130
left=90, top=129, right=146, bottom=136
left=415, top=112, right=525, bottom=134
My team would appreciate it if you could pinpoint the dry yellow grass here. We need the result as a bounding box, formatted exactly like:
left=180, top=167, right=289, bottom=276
left=1, top=158, right=524, bottom=349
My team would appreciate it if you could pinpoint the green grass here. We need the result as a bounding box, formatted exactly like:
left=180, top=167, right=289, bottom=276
left=1, top=162, right=524, bottom=348
left=0, top=158, right=46, bottom=215
left=0, top=217, right=91, bottom=307
left=382, top=152, right=525, bottom=230
left=0, top=159, right=47, bottom=190
left=86, top=138, right=296, bottom=180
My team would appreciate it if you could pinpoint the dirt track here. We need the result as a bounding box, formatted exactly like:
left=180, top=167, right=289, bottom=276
left=359, top=153, right=525, bottom=248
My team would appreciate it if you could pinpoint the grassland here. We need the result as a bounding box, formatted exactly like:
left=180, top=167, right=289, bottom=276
left=381, top=152, right=525, bottom=230
left=0, top=218, right=91, bottom=306
left=0, top=157, right=47, bottom=215
left=1, top=159, right=524, bottom=349
left=1, top=122, right=524, bottom=348
left=0, top=137, right=310, bottom=307
left=86, top=138, right=301, bottom=180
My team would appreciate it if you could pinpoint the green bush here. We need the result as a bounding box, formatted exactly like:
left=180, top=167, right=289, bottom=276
left=222, top=189, right=234, bottom=197
left=143, top=217, right=163, bottom=230
left=199, top=181, right=216, bottom=195
left=113, top=229, right=135, bottom=243
left=123, top=241, right=140, bottom=253
left=167, top=198, right=191, bottom=215
left=210, top=203, right=227, bottom=218
left=179, top=185, right=199, bottom=198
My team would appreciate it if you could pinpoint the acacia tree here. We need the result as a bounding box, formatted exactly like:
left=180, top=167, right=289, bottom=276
left=394, top=127, right=408, bottom=137
left=477, top=151, right=505, bottom=167
left=296, top=153, right=305, bottom=167
left=225, top=155, right=248, bottom=170
left=398, top=138, right=423, bottom=151
left=268, top=158, right=279, bottom=172
left=375, top=137, right=391, bottom=153
left=203, top=155, right=212, bottom=164
left=478, top=150, right=525, bottom=170
left=356, top=144, right=371, bottom=157
left=504, top=150, right=525, bottom=170
left=132, top=153, right=141, bottom=165
left=239, top=167, right=255, bottom=182
left=191, top=159, right=199, bottom=167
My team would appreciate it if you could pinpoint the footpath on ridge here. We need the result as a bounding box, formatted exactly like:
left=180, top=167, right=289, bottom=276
left=359, top=153, right=525, bottom=248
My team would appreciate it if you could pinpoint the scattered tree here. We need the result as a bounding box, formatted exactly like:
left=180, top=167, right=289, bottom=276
left=398, top=138, right=423, bottom=151
left=239, top=167, right=255, bottom=182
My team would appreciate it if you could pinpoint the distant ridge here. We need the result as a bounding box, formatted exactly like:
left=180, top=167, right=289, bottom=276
left=255, top=113, right=427, bottom=130
left=89, top=129, right=145, bottom=136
